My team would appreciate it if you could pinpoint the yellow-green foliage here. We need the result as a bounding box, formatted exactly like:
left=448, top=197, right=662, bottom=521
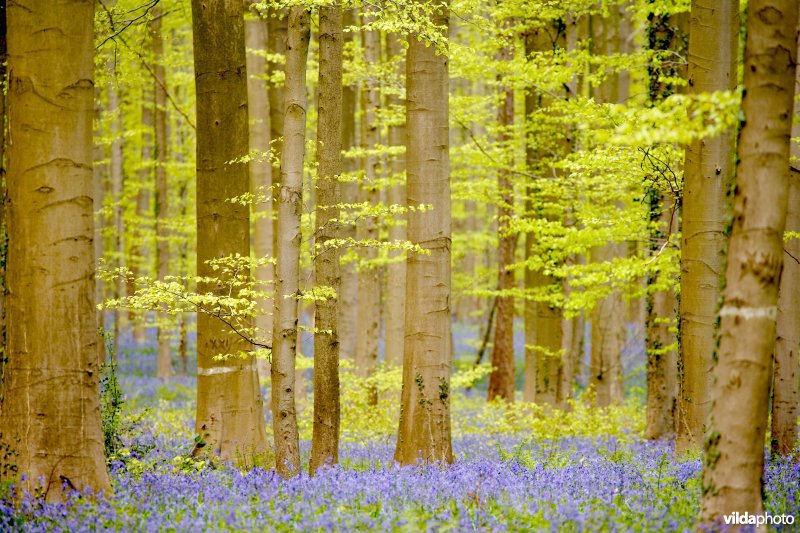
left=451, top=394, right=645, bottom=444
left=295, top=362, right=644, bottom=446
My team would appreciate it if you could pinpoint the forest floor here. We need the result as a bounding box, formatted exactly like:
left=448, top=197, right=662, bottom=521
left=2, top=328, right=799, bottom=532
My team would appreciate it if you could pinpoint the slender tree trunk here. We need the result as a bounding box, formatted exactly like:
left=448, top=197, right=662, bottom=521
left=394, top=1, right=452, bottom=465
left=770, top=39, right=800, bottom=456
left=191, top=0, right=267, bottom=462
left=271, top=5, right=310, bottom=478
left=108, top=56, right=124, bottom=359
left=645, top=198, right=679, bottom=438
left=701, top=0, right=798, bottom=520
left=154, top=4, right=171, bottom=381
left=588, top=9, right=624, bottom=407
left=174, top=78, right=191, bottom=380
left=676, top=0, right=738, bottom=452
left=268, top=6, right=287, bottom=254
left=589, top=248, right=625, bottom=406
left=772, top=172, right=800, bottom=457
left=522, top=27, right=564, bottom=407
left=356, top=7, right=381, bottom=400
left=310, top=5, right=343, bottom=475
left=338, top=9, right=358, bottom=363
left=0, top=0, right=7, bottom=401
left=93, top=86, right=107, bottom=363
left=133, top=90, right=152, bottom=346
left=384, top=34, right=407, bottom=369
left=487, top=35, right=515, bottom=403
left=244, top=1, right=273, bottom=379
left=644, top=10, right=686, bottom=439
left=560, top=15, right=583, bottom=400
left=0, top=0, right=110, bottom=500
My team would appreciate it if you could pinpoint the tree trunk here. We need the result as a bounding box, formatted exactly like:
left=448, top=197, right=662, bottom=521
left=588, top=9, right=624, bottom=407
left=394, top=2, right=452, bottom=465
left=271, top=5, right=310, bottom=478
left=589, top=247, right=625, bottom=407
left=244, top=1, right=273, bottom=379
left=522, top=26, right=564, bottom=407
left=0, top=0, right=7, bottom=402
left=133, top=90, right=152, bottom=346
left=771, top=171, right=800, bottom=457
left=93, top=86, right=107, bottom=364
left=310, top=5, right=343, bottom=475
left=487, top=35, right=515, bottom=403
left=0, top=0, right=111, bottom=500
left=356, top=7, right=381, bottom=401
left=644, top=10, right=686, bottom=439
left=770, top=38, right=800, bottom=456
left=676, top=0, right=738, bottom=452
left=108, top=55, right=124, bottom=360
left=191, top=0, right=267, bottom=463
left=645, top=197, right=679, bottom=438
left=267, top=6, right=286, bottom=254
left=337, top=9, right=358, bottom=363
left=384, top=34, right=406, bottom=369
left=154, top=4, right=171, bottom=381
left=700, top=0, right=798, bottom=520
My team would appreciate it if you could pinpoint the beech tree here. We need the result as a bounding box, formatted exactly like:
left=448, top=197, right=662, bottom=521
left=0, top=0, right=6, bottom=401
left=771, top=37, right=800, bottom=455
left=310, top=3, right=343, bottom=475
left=523, top=24, right=566, bottom=407
left=643, top=9, right=687, bottom=440
left=701, top=0, right=798, bottom=520
left=384, top=34, right=407, bottom=369
left=337, top=9, right=359, bottom=364
left=244, top=1, right=273, bottom=380
left=191, top=0, right=267, bottom=461
left=0, top=0, right=110, bottom=499
left=153, top=2, right=171, bottom=380
left=355, top=5, right=381, bottom=394
left=588, top=8, right=625, bottom=407
left=394, top=1, right=453, bottom=465
left=272, top=5, right=310, bottom=478
left=487, top=28, right=516, bottom=403
left=676, top=0, right=738, bottom=452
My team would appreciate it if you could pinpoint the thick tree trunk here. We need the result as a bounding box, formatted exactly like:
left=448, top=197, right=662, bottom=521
left=0, top=0, right=111, bottom=500
left=770, top=42, right=800, bottom=456
left=338, top=9, right=358, bottom=363
left=676, top=0, right=738, bottom=452
left=310, top=5, right=343, bottom=475
left=153, top=5, right=170, bottom=381
left=191, top=0, right=267, bottom=463
left=384, top=34, right=406, bottom=369
left=487, top=37, right=516, bottom=403
left=394, top=2, right=452, bottom=465
left=355, top=7, right=381, bottom=400
left=700, top=0, right=798, bottom=520
left=244, top=1, right=273, bottom=379
left=271, top=5, right=310, bottom=478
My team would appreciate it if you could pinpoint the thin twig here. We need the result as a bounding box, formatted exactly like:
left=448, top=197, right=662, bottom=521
left=96, top=0, right=161, bottom=50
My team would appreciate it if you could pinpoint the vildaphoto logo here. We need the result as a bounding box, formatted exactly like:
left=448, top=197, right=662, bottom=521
left=723, top=512, right=795, bottom=526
